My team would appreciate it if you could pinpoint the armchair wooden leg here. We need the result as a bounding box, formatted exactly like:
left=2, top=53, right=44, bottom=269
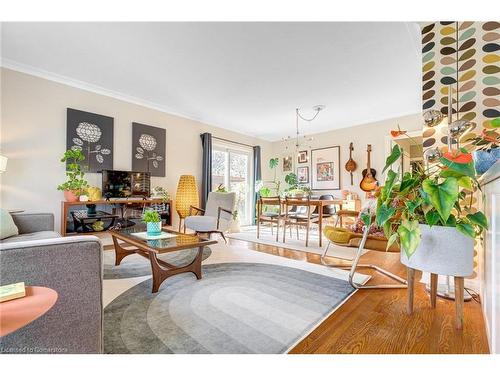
left=454, top=276, right=464, bottom=330
left=430, top=273, right=438, bottom=308
left=407, top=267, right=415, bottom=315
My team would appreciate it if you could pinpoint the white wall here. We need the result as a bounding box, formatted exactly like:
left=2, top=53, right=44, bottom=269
left=0, top=68, right=273, bottom=231
left=268, top=113, right=422, bottom=201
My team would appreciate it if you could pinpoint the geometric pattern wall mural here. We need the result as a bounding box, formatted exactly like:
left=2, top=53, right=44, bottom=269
left=421, top=21, right=500, bottom=154
left=421, top=21, right=499, bottom=282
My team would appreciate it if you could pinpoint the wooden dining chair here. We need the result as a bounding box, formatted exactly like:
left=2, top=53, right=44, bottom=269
left=282, top=196, right=314, bottom=246
left=257, top=196, right=282, bottom=241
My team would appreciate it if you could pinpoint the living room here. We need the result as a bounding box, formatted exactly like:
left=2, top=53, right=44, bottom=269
left=1, top=1, right=499, bottom=373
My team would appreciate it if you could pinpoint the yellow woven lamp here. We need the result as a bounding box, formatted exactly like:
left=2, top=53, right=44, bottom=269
left=175, top=175, right=199, bottom=231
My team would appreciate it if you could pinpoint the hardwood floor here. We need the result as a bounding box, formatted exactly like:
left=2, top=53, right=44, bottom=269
left=227, top=238, right=490, bottom=354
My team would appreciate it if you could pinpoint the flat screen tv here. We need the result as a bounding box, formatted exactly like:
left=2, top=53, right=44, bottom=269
left=102, top=170, right=151, bottom=198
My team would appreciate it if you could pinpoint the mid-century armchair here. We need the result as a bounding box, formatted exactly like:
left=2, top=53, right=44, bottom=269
left=184, top=192, right=236, bottom=243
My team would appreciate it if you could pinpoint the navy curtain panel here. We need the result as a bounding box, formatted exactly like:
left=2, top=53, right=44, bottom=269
left=253, top=145, right=262, bottom=224
left=200, top=133, right=212, bottom=208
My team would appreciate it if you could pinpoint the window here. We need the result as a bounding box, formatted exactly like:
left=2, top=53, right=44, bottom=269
left=211, top=141, right=253, bottom=225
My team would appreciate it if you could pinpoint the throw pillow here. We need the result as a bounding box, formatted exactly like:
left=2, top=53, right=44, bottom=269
left=0, top=208, right=19, bottom=240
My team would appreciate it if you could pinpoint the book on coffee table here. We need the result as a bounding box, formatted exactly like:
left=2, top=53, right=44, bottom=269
left=131, top=231, right=178, bottom=240
left=0, top=282, right=26, bottom=303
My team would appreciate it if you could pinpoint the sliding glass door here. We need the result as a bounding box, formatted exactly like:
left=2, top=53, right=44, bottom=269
left=212, top=141, right=253, bottom=225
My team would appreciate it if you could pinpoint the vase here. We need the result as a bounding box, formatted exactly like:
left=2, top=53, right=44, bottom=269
left=146, top=221, right=162, bottom=236
left=400, top=224, right=474, bottom=277
left=473, top=148, right=500, bottom=175
left=63, top=190, right=79, bottom=202
left=229, top=219, right=241, bottom=233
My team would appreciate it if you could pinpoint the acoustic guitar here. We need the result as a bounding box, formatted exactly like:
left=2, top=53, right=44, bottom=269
left=344, top=142, right=357, bottom=185
left=360, top=144, right=378, bottom=192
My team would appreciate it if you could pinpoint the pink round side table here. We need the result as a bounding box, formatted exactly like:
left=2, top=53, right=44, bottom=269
left=0, top=286, right=58, bottom=337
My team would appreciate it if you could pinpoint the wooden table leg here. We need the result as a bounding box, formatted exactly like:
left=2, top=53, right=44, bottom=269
left=454, top=276, right=464, bottom=330
left=407, top=267, right=415, bottom=314
left=430, top=273, right=438, bottom=308
left=112, top=235, right=135, bottom=266
left=149, top=246, right=204, bottom=293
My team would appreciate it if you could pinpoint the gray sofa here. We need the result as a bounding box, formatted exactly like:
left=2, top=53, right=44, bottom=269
left=0, top=213, right=103, bottom=354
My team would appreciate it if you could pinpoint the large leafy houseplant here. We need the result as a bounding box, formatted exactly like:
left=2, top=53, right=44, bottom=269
left=375, top=135, right=488, bottom=259
left=57, top=149, right=89, bottom=201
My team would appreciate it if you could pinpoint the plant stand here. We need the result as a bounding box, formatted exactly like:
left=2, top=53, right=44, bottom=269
left=407, top=268, right=466, bottom=329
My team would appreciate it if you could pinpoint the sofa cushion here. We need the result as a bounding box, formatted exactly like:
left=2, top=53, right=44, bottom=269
left=0, top=208, right=19, bottom=240
left=0, top=230, right=61, bottom=244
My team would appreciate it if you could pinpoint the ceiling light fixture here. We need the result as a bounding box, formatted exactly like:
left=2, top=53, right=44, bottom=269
left=282, top=105, right=326, bottom=157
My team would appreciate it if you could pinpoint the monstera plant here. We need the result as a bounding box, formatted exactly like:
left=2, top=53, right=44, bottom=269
left=375, top=139, right=488, bottom=262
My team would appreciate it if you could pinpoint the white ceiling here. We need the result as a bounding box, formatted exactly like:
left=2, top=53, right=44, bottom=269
left=1, top=22, right=421, bottom=141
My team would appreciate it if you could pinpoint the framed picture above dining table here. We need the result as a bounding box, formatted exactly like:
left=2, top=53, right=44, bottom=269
left=311, top=146, right=341, bottom=190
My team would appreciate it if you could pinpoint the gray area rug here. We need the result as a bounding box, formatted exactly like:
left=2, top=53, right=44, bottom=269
left=104, top=262, right=355, bottom=353
left=104, top=247, right=212, bottom=279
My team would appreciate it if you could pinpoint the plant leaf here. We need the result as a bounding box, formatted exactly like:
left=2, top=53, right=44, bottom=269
left=398, top=219, right=421, bottom=258
left=376, top=203, right=396, bottom=227
left=406, top=198, right=422, bottom=215
left=383, top=221, right=392, bottom=239
left=422, top=177, right=459, bottom=223
left=467, top=211, right=488, bottom=230
left=439, top=156, right=476, bottom=178
left=425, top=210, right=441, bottom=226
left=360, top=213, right=372, bottom=227
left=456, top=222, right=475, bottom=238
left=382, top=145, right=402, bottom=174
left=383, top=169, right=398, bottom=197
left=386, top=233, right=399, bottom=251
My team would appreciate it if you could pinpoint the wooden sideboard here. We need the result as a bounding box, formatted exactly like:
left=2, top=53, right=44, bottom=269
left=60, top=198, right=172, bottom=236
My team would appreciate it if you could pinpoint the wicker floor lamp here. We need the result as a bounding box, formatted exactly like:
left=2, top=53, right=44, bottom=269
left=175, top=175, right=199, bottom=232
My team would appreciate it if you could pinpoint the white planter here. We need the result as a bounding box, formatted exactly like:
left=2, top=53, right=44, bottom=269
left=228, top=219, right=241, bottom=233
left=400, top=224, right=474, bottom=277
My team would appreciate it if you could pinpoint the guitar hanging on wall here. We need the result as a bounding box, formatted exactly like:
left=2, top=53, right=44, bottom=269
left=344, top=142, right=357, bottom=185
left=359, top=144, right=378, bottom=192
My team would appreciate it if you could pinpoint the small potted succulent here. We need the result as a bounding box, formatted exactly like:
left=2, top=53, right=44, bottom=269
left=142, top=210, right=162, bottom=236
left=470, top=120, right=500, bottom=175
left=57, top=149, right=89, bottom=202
left=375, top=130, right=488, bottom=278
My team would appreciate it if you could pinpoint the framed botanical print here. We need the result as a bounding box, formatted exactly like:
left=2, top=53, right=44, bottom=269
left=283, top=156, right=293, bottom=172
left=297, top=166, right=309, bottom=184
left=67, top=108, right=114, bottom=173
left=311, top=146, right=341, bottom=190
left=297, top=150, right=308, bottom=164
left=132, top=122, right=166, bottom=177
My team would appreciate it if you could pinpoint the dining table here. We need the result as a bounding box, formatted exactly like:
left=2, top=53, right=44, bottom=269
left=257, top=197, right=345, bottom=247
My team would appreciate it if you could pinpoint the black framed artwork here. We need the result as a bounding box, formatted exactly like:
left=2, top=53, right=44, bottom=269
left=283, top=156, right=293, bottom=172
left=297, top=166, right=309, bottom=184
left=297, top=150, right=308, bottom=164
left=132, top=122, right=166, bottom=177
left=67, top=108, right=114, bottom=173
left=311, top=146, right=341, bottom=190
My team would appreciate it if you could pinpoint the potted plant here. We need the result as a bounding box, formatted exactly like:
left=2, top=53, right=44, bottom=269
left=57, top=149, right=89, bottom=202
left=142, top=210, right=162, bottom=236
left=151, top=186, right=170, bottom=203
left=229, top=210, right=241, bottom=233
left=374, top=133, right=488, bottom=278
left=470, top=120, right=500, bottom=175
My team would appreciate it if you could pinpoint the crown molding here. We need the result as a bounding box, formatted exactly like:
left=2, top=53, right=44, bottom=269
left=0, top=58, right=253, bottom=137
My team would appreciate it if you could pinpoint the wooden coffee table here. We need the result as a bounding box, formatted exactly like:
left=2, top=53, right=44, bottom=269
left=110, top=226, right=217, bottom=293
